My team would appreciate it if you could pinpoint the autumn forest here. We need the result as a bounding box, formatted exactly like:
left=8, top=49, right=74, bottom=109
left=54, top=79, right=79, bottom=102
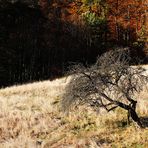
left=0, top=0, right=148, bottom=87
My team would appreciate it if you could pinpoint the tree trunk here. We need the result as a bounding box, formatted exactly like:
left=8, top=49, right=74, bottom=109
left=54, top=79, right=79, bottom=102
left=127, top=101, right=143, bottom=128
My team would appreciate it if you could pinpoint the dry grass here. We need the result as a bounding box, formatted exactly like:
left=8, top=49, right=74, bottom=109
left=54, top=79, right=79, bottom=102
left=0, top=71, right=148, bottom=147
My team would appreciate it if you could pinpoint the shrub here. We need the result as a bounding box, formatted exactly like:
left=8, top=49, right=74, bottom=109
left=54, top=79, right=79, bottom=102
left=61, top=48, right=148, bottom=128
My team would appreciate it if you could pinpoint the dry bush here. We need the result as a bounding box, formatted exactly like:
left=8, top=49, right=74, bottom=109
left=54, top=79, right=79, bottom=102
left=61, top=48, right=148, bottom=128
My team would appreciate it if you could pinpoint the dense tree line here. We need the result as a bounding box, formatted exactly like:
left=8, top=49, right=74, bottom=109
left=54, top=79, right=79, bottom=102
left=0, top=0, right=147, bottom=87
left=0, top=1, right=107, bottom=87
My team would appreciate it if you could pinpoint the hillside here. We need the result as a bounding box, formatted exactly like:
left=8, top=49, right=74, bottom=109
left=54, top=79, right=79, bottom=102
left=0, top=67, right=148, bottom=148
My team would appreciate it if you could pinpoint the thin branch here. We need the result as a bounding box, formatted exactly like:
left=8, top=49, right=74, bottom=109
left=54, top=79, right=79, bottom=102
left=108, top=106, right=118, bottom=112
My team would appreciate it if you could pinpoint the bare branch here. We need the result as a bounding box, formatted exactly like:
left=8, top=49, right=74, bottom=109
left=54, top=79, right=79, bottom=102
left=61, top=48, right=148, bottom=127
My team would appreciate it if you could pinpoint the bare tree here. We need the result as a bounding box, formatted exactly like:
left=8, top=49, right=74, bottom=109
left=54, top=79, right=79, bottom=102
left=61, top=48, right=148, bottom=128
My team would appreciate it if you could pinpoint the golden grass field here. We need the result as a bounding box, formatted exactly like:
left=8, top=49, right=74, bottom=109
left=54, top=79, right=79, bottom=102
left=0, top=66, right=148, bottom=148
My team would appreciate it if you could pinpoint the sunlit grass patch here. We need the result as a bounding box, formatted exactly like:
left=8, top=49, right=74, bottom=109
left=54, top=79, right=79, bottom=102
left=0, top=74, right=147, bottom=147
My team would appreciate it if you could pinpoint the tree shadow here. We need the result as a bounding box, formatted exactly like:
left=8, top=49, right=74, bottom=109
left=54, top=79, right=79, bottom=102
left=140, top=117, right=148, bottom=128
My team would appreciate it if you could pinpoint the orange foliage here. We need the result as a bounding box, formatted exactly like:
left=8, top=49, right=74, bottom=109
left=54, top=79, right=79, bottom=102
left=38, top=0, right=148, bottom=48
left=107, top=0, right=147, bottom=43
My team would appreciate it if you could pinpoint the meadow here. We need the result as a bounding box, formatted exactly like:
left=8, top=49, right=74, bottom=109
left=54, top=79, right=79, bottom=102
left=0, top=66, right=148, bottom=148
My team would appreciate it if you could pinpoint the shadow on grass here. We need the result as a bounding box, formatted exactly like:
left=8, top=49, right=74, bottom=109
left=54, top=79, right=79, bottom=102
left=115, top=120, right=128, bottom=128
left=96, top=138, right=112, bottom=146
left=116, top=117, right=148, bottom=128
left=140, top=117, right=148, bottom=128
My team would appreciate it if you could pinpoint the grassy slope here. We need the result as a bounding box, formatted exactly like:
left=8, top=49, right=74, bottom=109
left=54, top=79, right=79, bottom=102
left=0, top=70, right=148, bottom=148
